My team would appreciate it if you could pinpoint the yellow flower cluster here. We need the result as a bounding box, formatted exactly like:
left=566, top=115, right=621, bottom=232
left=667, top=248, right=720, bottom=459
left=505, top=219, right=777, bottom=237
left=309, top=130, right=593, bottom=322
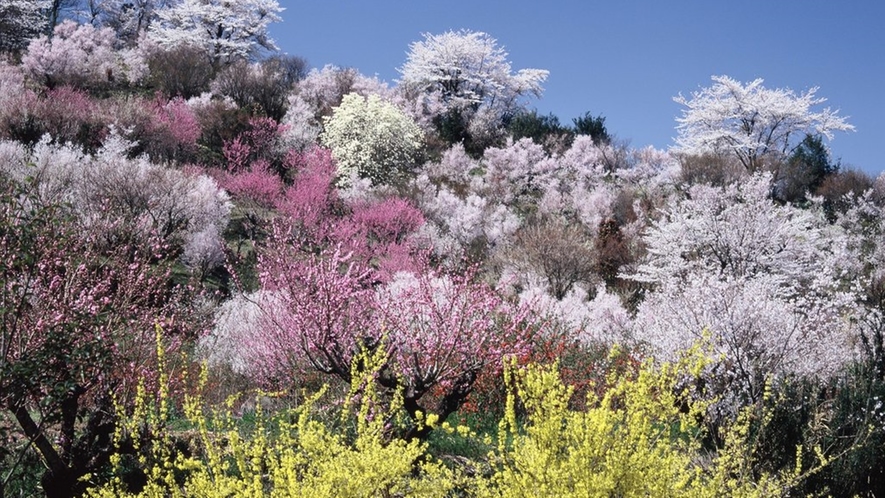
left=86, top=341, right=824, bottom=497
left=476, top=346, right=816, bottom=497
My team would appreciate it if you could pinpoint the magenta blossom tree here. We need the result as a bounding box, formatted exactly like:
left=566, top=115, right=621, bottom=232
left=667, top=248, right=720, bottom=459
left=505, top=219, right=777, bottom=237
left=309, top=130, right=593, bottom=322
left=238, top=236, right=535, bottom=439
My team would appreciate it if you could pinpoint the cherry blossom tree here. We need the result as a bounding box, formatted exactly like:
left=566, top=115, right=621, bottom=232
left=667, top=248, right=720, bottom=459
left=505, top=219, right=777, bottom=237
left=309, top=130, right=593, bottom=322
left=414, top=177, right=520, bottom=255
left=630, top=173, right=859, bottom=401
left=834, top=188, right=885, bottom=377
left=78, top=0, right=166, bottom=43
left=673, top=75, right=854, bottom=172
left=22, top=19, right=147, bottom=90
left=398, top=30, right=548, bottom=150
left=0, top=135, right=231, bottom=272
left=631, top=173, right=838, bottom=288
left=148, top=0, right=283, bottom=67
left=516, top=283, right=631, bottom=346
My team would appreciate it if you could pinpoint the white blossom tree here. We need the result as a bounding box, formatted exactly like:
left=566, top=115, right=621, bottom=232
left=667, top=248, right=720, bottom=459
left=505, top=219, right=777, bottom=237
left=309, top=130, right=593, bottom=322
left=0, top=135, right=231, bottom=272
left=321, top=92, right=424, bottom=187
left=673, top=75, right=854, bottom=172
left=22, top=19, right=148, bottom=89
left=77, top=0, right=168, bottom=43
left=280, top=65, right=393, bottom=151
left=632, top=173, right=838, bottom=288
left=0, top=0, right=50, bottom=53
left=148, top=0, right=283, bottom=67
left=633, top=272, right=857, bottom=403
left=630, top=173, right=859, bottom=401
left=834, top=186, right=885, bottom=376
left=398, top=30, right=548, bottom=147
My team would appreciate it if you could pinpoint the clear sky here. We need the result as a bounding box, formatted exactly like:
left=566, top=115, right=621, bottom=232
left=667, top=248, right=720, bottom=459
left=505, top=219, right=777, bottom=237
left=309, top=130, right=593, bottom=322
left=269, top=1, right=884, bottom=175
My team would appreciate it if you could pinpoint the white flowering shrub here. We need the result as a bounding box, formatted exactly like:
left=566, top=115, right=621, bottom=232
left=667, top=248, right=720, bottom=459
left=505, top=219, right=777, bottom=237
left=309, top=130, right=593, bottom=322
left=321, top=92, right=423, bottom=186
left=631, top=173, right=839, bottom=288
left=518, top=283, right=632, bottom=345
left=280, top=65, right=394, bottom=151
left=633, top=272, right=858, bottom=402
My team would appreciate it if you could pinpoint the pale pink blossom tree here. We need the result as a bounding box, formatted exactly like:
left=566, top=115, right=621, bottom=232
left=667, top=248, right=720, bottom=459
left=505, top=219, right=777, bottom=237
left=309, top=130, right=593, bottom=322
left=22, top=19, right=146, bottom=90
left=0, top=135, right=231, bottom=272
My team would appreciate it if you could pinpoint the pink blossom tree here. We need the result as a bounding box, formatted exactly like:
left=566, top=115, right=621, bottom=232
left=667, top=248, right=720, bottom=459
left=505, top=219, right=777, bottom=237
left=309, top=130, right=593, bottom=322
left=241, top=241, right=534, bottom=439
left=0, top=177, right=201, bottom=497
left=275, top=146, right=340, bottom=237
left=144, top=95, right=202, bottom=161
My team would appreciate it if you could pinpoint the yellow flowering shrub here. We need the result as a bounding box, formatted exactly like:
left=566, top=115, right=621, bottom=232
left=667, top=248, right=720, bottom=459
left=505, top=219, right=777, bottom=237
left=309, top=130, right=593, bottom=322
left=86, top=344, right=457, bottom=498
left=85, top=339, right=828, bottom=497
left=474, top=345, right=823, bottom=498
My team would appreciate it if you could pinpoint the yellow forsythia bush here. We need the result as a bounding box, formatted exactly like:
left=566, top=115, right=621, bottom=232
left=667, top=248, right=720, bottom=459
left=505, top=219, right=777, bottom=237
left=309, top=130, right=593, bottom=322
left=86, top=340, right=457, bottom=498
left=86, top=341, right=823, bottom=497
left=475, top=346, right=817, bottom=497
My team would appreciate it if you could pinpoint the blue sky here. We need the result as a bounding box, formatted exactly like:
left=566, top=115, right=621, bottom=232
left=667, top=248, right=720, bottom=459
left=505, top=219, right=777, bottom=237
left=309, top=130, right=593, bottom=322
left=270, top=1, right=884, bottom=174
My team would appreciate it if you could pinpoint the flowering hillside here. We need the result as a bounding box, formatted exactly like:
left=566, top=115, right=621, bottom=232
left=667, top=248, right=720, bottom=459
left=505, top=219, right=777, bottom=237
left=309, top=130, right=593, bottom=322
left=0, top=4, right=882, bottom=497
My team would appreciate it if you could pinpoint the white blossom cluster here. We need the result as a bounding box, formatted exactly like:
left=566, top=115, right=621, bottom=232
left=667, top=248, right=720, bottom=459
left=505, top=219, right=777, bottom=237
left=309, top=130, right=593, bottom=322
left=0, top=134, right=231, bottom=271
left=321, top=93, right=424, bottom=187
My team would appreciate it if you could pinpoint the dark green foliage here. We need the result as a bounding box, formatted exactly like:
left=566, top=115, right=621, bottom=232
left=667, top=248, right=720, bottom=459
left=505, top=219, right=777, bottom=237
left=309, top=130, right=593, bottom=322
left=433, top=107, right=483, bottom=157
left=792, top=134, right=839, bottom=189
left=775, top=134, right=840, bottom=203
left=506, top=109, right=612, bottom=151
left=573, top=111, right=611, bottom=145
left=794, top=363, right=885, bottom=498
left=506, top=110, right=572, bottom=150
